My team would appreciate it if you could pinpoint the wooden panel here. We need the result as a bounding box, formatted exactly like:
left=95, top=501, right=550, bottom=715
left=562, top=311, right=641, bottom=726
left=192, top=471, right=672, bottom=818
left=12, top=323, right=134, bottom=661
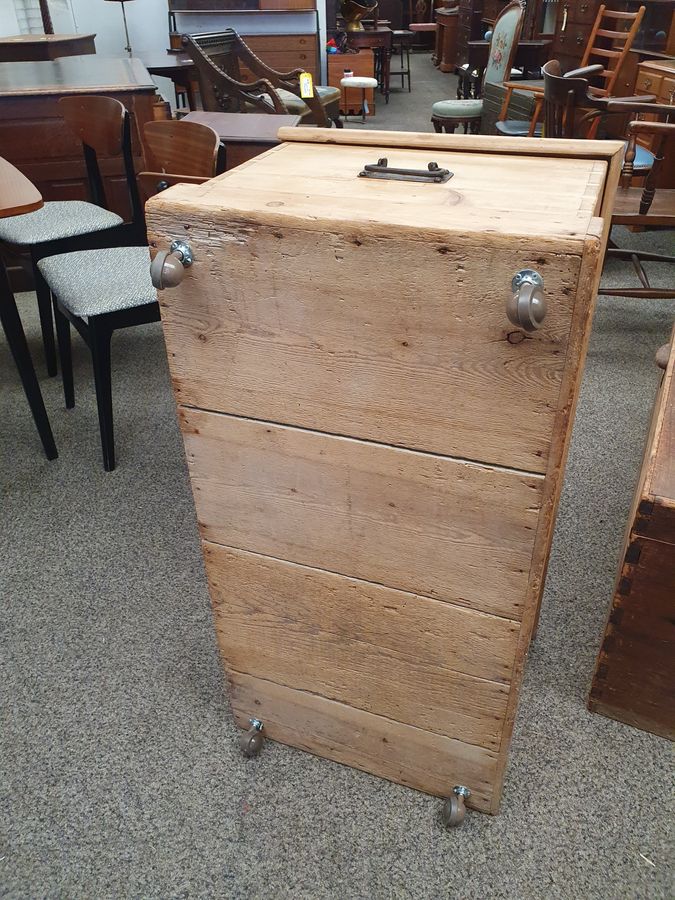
left=181, top=410, right=542, bottom=620
left=328, top=50, right=376, bottom=116
left=207, top=544, right=516, bottom=747
left=229, top=672, right=499, bottom=811
left=156, top=217, right=582, bottom=473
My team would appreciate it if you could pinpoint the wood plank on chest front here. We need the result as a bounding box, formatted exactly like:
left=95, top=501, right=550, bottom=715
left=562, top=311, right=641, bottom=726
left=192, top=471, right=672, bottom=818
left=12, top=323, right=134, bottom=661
left=207, top=544, right=518, bottom=749
left=181, top=409, right=543, bottom=621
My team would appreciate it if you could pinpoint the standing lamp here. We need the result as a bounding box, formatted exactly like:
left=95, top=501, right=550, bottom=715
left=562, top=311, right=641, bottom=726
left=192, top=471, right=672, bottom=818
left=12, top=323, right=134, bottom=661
left=105, top=0, right=135, bottom=56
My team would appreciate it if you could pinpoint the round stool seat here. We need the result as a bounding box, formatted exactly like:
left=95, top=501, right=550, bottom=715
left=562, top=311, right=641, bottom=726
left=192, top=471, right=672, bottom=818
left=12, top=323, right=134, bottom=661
left=341, top=76, right=378, bottom=88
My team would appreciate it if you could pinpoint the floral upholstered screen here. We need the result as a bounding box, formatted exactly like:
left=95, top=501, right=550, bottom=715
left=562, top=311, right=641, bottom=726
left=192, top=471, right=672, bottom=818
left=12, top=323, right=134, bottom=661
left=484, top=3, right=525, bottom=87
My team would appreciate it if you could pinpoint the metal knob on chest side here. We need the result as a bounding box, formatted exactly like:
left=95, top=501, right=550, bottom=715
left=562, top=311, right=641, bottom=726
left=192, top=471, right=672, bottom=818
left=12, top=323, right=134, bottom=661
left=150, top=239, right=193, bottom=290
left=507, top=269, right=547, bottom=332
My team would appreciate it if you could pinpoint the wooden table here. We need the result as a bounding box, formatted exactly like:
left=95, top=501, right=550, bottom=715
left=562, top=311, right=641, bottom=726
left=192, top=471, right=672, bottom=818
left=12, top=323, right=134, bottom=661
left=183, top=112, right=301, bottom=169
left=0, top=33, right=96, bottom=63
left=0, top=158, right=57, bottom=460
left=589, top=332, right=675, bottom=740
left=347, top=27, right=393, bottom=101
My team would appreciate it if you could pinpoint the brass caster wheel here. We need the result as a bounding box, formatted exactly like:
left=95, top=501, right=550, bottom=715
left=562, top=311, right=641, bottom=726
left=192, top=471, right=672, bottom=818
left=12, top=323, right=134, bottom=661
left=441, top=785, right=471, bottom=828
left=239, top=718, right=264, bottom=758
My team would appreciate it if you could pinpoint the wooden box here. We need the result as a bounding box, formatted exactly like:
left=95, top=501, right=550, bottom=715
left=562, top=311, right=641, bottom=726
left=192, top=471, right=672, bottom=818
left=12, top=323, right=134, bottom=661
left=589, top=334, right=675, bottom=740
left=146, top=130, right=622, bottom=819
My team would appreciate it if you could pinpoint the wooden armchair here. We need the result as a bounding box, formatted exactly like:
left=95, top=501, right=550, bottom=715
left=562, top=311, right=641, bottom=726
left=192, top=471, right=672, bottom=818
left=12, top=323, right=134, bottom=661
left=182, top=31, right=341, bottom=128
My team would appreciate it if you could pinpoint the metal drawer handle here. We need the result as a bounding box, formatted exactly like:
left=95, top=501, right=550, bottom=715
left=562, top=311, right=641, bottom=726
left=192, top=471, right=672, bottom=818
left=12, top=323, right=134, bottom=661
left=507, top=269, right=546, bottom=331
left=150, top=239, right=194, bottom=290
left=359, top=157, right=453, bottom=183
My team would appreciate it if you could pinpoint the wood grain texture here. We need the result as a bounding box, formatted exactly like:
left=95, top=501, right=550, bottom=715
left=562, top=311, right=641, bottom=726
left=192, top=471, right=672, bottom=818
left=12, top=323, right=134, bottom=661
left=143, top=119, right=220, bottom=178
left=182, top=410, right=542, bottom=621
left=229, top=672, right=499, bottom=812
left=0, top=155, right=42, bottom=217
left=148, top=141, right=607, bottom=244
left=156, top=222, right=582, bottom=473
left=206, top=543, right=517, bottom=748
left=589, top=330, right=675, bottom=741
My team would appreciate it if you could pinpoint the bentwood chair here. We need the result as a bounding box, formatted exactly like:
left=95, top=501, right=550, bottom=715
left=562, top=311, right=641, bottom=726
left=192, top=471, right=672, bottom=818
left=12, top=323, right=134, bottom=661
left=431, top=0, right=526, bottom=134
left=0, top=96, right=139, bottom=377
left=183, top=30, right=342, bottom=128
left=39, top=107, right=220, bottom=470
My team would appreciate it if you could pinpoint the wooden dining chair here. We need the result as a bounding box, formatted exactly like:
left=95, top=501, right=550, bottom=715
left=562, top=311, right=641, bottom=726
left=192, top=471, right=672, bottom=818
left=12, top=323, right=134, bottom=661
left=497, top=5, right=646, bottom=139
left=144, top=119, right=223, bottom=178
left=0, top=96, right=140, bottom=377
left=39, top=114, right=220, bottom=470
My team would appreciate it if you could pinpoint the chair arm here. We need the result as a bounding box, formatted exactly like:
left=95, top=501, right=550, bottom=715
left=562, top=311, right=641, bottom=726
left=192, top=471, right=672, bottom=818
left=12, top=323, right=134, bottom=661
left=237, top=41, right=306, bottom=84
left=502, top=81, right=543, bottom=95
left=564, top=63, right=604, bottom=78
left=604, top=98, right=674, bottom=114
left=628, top=119, right=675, bottom=136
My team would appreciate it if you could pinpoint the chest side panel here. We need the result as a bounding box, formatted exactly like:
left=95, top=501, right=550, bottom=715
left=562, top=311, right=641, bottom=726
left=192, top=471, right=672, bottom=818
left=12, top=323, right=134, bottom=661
left=181, top=408, right=543, bottom=621
left=157, top=223, right=583, bottom=474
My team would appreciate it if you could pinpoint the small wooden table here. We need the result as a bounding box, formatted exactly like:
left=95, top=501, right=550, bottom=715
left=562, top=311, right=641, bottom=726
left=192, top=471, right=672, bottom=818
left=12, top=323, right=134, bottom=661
left=182, top=112, right=301, bottom=170
left=0, top=158, right=57, bottom=460
left=145, top=51, right=198, bottom=111
left=0, top=33, right=96, bottom=63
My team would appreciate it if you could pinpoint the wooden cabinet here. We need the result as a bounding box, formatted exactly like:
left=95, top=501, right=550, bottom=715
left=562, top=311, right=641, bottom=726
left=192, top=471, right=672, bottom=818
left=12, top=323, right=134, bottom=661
left=589, top=333, right=675, bottom=741
left=146, top=129, right=622, bottom=817
left=240, top=33, right=319, bottom=79
left=435, top=8, right=459, bottom=71
left=327, top=51, right=376, bottom=116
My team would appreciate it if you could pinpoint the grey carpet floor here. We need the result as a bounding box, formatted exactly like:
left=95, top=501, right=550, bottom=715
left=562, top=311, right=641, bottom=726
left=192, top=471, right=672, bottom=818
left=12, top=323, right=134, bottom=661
left=1, top=54, right=675, bottom=900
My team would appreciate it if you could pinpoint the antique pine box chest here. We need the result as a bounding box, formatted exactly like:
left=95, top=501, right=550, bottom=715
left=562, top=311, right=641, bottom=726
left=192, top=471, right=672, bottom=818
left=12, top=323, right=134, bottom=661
left=146, top=129, right=622, bottom=822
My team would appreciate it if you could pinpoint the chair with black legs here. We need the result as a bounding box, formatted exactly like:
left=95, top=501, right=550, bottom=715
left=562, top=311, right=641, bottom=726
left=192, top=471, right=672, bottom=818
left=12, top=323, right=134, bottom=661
left=0, top=96, right=138, bottom=378
left=39, top=107, right=220, bottom=471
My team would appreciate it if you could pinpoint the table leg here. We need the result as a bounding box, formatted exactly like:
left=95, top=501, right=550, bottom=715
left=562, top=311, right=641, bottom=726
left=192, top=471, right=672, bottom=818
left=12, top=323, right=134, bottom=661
left=382, top=47, right=391, bottom=104
left=0, top=265, right=57, bottom=460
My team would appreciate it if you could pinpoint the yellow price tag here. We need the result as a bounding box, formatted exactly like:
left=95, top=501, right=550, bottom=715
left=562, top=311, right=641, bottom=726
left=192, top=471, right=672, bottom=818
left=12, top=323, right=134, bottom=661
left=299, top=72, right=314, bottom=99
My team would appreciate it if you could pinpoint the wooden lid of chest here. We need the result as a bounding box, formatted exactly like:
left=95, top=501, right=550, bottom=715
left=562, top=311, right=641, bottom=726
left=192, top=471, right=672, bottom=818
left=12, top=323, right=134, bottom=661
left=153, top=129, right=622, bottom=246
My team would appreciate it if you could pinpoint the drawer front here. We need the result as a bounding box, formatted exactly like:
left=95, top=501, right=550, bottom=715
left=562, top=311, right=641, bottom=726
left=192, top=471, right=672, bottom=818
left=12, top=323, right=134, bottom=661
left=635, top=70, right=663, bottom=96
left=181, top=409, right=543, bottom=620
left=661, top=75, right=675, bottom=104
left=158, top=224, right=588, bottom=473
left=558, top=1, right=599, bottom=29
left=553, top=27, right=588, bottom=57
left=207, top=542, right=517, bottom=749
left=244, top=33, right=317, bottom=53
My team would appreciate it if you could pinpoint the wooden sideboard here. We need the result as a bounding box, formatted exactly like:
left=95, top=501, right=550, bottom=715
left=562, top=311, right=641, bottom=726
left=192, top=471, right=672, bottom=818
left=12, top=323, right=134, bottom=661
left=0, top=33, right=96, bottom=62
left=589, top=333, right=675, bottom=741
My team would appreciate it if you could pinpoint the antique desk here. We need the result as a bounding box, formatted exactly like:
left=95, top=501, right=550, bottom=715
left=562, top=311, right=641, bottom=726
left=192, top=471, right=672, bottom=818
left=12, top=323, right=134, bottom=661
left=0, top=33, right=96, bottom=63
left=183, top=111, right=301, bottom=169
left=0, top=157, right=56, bottom=460
left=589, top=334, right=675, bottom=741
left=0, top=57, right=157, bottom=224
left=146, top=128, right=623, bottom=822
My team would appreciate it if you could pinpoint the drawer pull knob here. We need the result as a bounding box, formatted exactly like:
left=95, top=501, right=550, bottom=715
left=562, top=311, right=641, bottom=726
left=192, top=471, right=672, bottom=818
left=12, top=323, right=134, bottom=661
left=643, top=78, right=652, bottom=89
left=442, top=785, right=471, bottom=828
left=507, top=269, right=546, bottom=331
left=239, top=718, right=265, bottom=758
left=150, top=239, right=194, bottom=290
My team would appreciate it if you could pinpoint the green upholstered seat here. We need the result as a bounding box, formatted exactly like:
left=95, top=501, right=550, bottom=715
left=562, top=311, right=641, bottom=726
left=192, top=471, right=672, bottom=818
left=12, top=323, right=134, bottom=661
left=431, top=98, right=483, bottom=119
left=261, top=85, right=342, bottom=117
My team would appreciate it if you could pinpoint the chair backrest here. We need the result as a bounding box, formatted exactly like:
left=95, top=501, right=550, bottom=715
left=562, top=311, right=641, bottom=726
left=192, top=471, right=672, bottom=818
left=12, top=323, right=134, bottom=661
left=483, top=0, right=526, bottom=89
left=542, top=59, right=605, bottom=139
left=579, top=4, right=646, bottom=98
left=144, top=120, right=221, bottom=179
left=182, top=31, right=286, bottom=115
left=58, top=95, right=143, bottom=230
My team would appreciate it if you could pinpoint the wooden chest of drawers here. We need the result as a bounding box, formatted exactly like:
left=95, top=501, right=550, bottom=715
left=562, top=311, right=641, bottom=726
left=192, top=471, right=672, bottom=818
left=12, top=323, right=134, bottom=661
left=328, top=50, right=376, bottom=117
left=633, top=58, right=675, bottom=189
left=589, top=333, right=675, bottom=740
left=146, top=130, right=622, bottom=821
left=240, top=33, right=319, bottom=79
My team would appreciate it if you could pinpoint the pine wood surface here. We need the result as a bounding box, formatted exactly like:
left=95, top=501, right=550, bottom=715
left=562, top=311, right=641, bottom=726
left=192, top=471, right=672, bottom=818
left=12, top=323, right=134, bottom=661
left=145, top=131, right=621, bottom=814
left=0, top=155, right=43, bottom=218
left=153, top=218, right=586, bottom=474
left=182, top=410, right=542, bottom=621
left=207, top=544, right=516, bottom=748
left=229, top=672, right=499, bottom=812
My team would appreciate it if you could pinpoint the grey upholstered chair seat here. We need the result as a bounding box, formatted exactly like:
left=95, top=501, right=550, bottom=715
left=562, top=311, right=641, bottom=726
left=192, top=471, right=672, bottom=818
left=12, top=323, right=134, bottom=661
left=38, top=247, right=156, bottom=317
left=0, top=201, right=122, bottom=245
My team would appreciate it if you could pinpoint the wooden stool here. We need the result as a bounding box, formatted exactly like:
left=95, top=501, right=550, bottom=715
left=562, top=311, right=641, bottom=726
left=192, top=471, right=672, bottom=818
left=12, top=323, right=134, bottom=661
left=341, top=76, right=378, bottom=123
